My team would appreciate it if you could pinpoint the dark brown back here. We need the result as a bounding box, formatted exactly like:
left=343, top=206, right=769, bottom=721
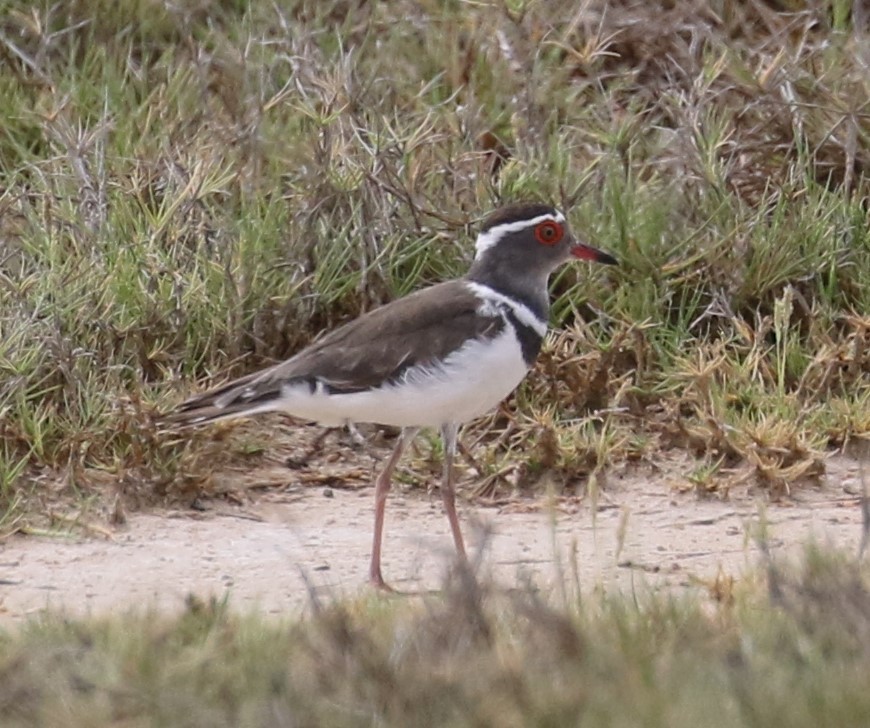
left=169, top=280, right=505, bottom=421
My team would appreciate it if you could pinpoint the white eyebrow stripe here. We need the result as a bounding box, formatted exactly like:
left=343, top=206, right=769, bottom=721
left=465, top=281, right=548, bottom=337
left=473, top=211, right=566, bottom=260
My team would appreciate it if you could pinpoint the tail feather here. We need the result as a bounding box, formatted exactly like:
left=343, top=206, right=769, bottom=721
left=161, top=401, right=280, bottom=428
left=161, top=371, right=282, bottom=428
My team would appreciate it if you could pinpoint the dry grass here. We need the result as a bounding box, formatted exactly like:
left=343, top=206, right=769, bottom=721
left=1, top=0, right=869, bottom=525
left=2, top=546, right=870, bottom=726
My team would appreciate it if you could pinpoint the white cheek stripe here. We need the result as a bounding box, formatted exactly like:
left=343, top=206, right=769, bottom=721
left=474, top=211, right=566, bottom=260
left=465, top=281, right=548, bottom=338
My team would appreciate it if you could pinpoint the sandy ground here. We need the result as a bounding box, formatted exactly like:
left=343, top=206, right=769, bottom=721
left=1, top=452, right=866, bottom=624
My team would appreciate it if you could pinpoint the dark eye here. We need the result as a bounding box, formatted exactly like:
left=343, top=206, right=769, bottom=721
left=534, top=220, right=563, bottom=245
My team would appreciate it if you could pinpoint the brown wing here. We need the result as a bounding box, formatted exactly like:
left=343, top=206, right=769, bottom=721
left=166, top=280, right=503, bottom=424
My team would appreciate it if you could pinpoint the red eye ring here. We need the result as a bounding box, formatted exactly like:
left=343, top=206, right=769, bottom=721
left=534, top=220, right=563, bottom=245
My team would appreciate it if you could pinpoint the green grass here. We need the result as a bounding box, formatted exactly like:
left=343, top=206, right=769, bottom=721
left=2, top=547, right=870, bottom=727
left=1, top=0, right=869, bottom=522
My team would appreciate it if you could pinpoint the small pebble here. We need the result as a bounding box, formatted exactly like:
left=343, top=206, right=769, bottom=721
left=843, top=481, right=864, bottom=496
left=323, top=488, right=334, bottom=498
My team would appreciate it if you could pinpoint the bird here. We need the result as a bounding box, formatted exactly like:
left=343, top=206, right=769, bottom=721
left=164, top=203, right=618, bottom=590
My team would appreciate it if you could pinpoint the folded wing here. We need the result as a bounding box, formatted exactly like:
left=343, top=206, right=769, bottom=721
left=165, top=280, right=503, bottom=426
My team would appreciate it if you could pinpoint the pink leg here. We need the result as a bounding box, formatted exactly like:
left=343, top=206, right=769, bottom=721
left=440, top=423, right=466, bottom=559
left=370, top=427, right=418, bottom=589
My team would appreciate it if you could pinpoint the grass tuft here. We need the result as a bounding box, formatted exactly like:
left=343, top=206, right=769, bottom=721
left=1, top=547, right=870, bottom=725
left=0, top=0, right=868, bottom=519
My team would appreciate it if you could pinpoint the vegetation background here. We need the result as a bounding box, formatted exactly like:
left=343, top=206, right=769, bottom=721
left=1, top=0, right=869, bottom=514
left=0, top=0, right=869, bottom=724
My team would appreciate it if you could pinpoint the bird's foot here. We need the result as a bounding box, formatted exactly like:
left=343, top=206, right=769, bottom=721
left=368, top=572, right=396, bottom=593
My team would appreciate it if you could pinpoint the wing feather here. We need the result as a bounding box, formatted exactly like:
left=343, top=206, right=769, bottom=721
left=165, top=280, right=502, bottom=425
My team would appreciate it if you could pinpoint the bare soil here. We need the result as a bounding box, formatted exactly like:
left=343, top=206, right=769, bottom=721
left=1, top=449, right=866, bottom=624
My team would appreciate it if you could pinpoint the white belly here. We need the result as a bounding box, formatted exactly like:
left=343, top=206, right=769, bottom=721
left=275, top=328, right=530, bottom=427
